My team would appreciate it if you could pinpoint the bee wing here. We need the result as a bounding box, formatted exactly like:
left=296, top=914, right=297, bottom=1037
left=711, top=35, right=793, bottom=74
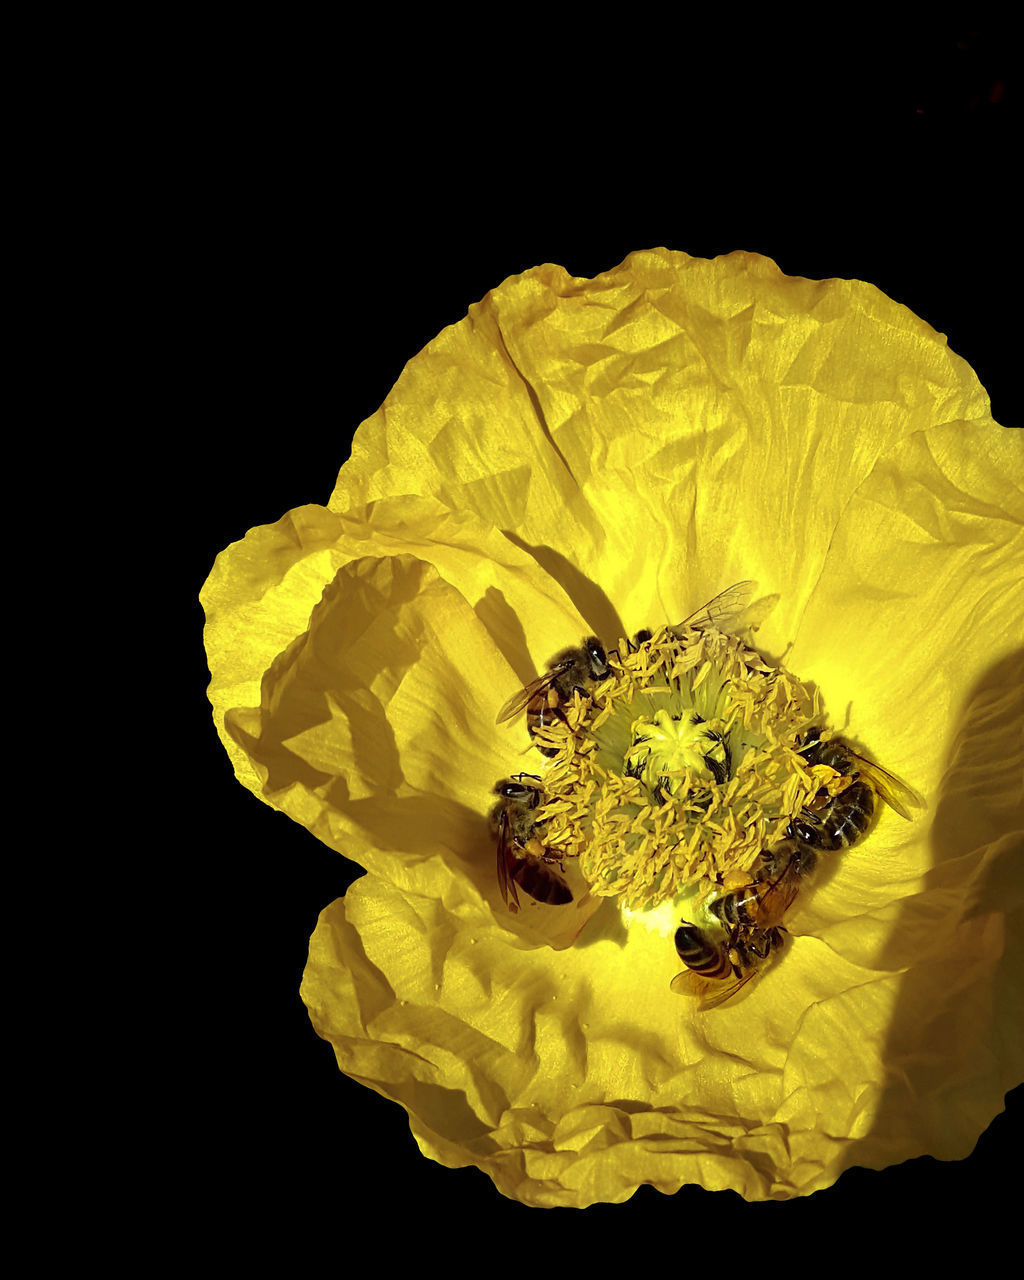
left=495, top=671, right=556, bottom=725
left=670, top=968, right=707, bottom=998
left=495, top=813, right=520, bottom=912
left=698, top=970, right=757, bottom=1010
left=539, top=863, right=573, bottom=905
left=673, top=581, right=756, bottom=635
left=670, top=968, right=757, bottom=1010
left=754, top=865, right=803, bottom=927
left=518, top=855, right=574, bottom=906
left=849, top=753, right=924, bottom=820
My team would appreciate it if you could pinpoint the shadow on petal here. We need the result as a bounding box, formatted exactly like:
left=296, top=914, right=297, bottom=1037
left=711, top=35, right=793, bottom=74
left=844, top=646, right=1024, bottom=1180
left=502, top=532, right=625, bottom=647
left=473, top=585, right=533, bottom=690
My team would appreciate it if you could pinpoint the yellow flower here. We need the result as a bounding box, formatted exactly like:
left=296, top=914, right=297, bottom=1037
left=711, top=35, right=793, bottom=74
left=201, top=249, right=1023, bottom=1206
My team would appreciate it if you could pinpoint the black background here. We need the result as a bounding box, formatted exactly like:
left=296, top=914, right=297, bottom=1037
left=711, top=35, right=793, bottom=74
left=183, top=29, right=1019, bottom=1239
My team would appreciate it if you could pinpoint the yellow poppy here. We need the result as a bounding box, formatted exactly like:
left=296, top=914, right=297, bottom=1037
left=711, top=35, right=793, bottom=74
left=201, top=248, right=1023, bottom=1206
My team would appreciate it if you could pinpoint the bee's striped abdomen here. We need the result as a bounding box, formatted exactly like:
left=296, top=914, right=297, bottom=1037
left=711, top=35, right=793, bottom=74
left=674, top=924, right=732, bottom=979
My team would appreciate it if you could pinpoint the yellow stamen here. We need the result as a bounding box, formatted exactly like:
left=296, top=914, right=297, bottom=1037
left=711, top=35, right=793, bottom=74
left=530, top=625, right=834, bottom=912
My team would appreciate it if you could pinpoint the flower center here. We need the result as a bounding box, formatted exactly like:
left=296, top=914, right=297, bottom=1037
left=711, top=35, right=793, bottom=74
left=625, top=707, right=730, bottom=795
left=528, top=622, right=836, bottom=913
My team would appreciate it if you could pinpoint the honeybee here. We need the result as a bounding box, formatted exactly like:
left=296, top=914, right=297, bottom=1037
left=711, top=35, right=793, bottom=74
left=495, top=637, right=610, bottom=756
left=671, top=920, right=785, bottom=1010
left=490, top=776, right=572, bottom=913
left=707, top=838, right=817, bottom=930
left=789, top=734, right=923, bottom=851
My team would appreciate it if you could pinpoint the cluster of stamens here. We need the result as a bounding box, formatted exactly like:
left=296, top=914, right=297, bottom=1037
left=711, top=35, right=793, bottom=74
left=508, top=622, right=837, bottom=913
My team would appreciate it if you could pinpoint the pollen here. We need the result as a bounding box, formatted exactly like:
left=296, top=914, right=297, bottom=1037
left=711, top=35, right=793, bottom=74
left=530, top=623, right=835, bottom=913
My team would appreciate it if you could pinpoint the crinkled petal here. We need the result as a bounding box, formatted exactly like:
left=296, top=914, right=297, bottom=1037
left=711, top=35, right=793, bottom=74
left=303, top=787, right=1019, bottom=1205
left=202, top=495, right=589, bottom=805
left=331, top=249, right=991, bottom=636
left=202, top=249, right=1023, bottom=1207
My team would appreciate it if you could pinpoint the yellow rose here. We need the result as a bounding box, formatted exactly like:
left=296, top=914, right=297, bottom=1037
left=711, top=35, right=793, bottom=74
left=201, top=249, right=1022, bottom=1206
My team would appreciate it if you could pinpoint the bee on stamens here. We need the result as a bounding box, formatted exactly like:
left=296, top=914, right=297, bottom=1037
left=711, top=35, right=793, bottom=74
left=707, top=838, right=816, bottom=931
left=678, top=734, right=922, bottom=1009
left=490, top=776, right=572, bottom=913
left=495, top=638, right=610, bottom=756
left=788, top=733, right=923, bottom=851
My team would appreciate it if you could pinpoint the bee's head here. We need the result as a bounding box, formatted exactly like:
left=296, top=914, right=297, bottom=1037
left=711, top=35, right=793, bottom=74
left=494, top=776, right=541, bottom=808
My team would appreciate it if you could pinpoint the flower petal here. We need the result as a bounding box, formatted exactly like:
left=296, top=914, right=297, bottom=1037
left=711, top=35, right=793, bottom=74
left=331, top=249, right=991, bottom=636
left=304, top=854, right=1019, bottom=1205
left=202, top=495, right=591, bottom=808
left=205, top=249, right=1021, bottom=1206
